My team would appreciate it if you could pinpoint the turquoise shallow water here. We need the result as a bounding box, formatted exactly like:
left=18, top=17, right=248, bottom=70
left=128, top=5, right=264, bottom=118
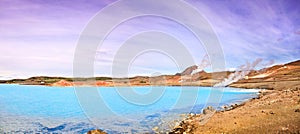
left=0, top=84, right=259, bottom=133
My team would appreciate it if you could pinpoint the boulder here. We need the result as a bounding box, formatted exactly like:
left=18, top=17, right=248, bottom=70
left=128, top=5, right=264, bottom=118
left=203, top=106, right=215, bottom=115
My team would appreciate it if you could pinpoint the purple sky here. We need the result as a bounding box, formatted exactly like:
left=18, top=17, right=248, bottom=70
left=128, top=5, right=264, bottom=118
left=0, top=0, right=299, bottom=79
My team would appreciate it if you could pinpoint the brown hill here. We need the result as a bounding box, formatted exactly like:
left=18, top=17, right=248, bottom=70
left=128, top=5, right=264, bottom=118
left=230, top=60, right=300, bottom=89
left=175, top=65, right=198, bottom=76
left=2, top=60, right=299, bottom=88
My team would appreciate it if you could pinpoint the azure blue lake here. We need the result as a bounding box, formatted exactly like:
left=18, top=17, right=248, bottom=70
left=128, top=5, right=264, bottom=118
left=0, top=84, right=259, bottom=133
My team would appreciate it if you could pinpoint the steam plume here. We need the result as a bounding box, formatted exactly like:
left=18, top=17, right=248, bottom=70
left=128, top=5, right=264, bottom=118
left=214, top=58, right=263, bottom=87
left=191, top=54, right=211, bottom=75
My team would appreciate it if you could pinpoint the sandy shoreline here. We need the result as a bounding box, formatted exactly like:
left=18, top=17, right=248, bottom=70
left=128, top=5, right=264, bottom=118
left=170, top=85, right=300, bottom=133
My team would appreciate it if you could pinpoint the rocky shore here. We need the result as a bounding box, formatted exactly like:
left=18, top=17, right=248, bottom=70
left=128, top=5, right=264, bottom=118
left=169, top=86, right=300, bottom=133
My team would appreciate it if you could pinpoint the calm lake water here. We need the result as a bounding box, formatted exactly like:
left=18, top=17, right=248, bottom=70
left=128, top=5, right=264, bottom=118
left=0, top=84, right=259, bottom=133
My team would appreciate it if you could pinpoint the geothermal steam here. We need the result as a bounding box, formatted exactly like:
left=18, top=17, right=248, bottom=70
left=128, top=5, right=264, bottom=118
left=214, top=58, right=263, bottom=87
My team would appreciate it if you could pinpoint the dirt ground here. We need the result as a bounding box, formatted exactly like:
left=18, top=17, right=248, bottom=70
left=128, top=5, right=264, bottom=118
left=178, top=81, right=300, bottom=134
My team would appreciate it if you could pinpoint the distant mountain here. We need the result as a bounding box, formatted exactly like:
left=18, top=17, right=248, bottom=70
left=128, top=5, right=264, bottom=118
left=1, top=60, right=299, bottom=90
left=175, top=65, right=198, bottom=76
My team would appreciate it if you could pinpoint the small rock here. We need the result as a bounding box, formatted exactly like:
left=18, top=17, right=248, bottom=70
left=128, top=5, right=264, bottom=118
left=174, top=122, right=181, bottom=127
left=152, top=126, right=159, bottom=131
left=281, top=127, right=288, bottom=131
left=87, top=129, right=107, bottom=134
left=173, top=125, right=184, bottom=134
left=174, top=125, right=183, bottom=129
left=184, top=119, right=192, bottom=124
left=203, top=106, right=215, bottom=115
left=295, top=109, right=300, bottom=112
left=269, top=111, right=274, bottom=114
left=180, top=114, right=186, bottom=117
left=186, top=128, right=192, bottom=132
